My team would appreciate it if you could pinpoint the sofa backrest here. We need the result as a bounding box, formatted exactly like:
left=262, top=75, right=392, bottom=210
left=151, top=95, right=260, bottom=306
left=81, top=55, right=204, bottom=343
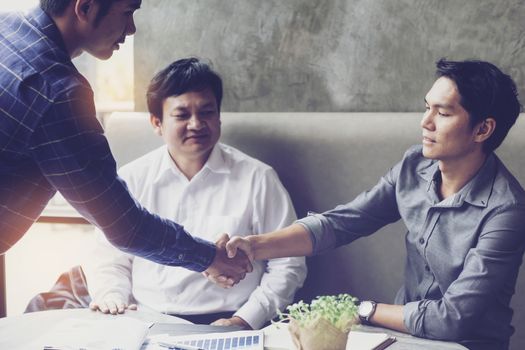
left=105, top=112, right=525, bottom=348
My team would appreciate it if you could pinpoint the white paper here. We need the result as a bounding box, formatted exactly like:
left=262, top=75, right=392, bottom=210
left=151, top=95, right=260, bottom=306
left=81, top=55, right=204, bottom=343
left=28, top=316, right=149, bottom=350
left=262, top=323, right=295, bottom=350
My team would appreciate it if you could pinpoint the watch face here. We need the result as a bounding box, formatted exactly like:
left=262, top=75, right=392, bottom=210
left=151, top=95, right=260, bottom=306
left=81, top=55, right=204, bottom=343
left=358, top=301, right=373, bottom=317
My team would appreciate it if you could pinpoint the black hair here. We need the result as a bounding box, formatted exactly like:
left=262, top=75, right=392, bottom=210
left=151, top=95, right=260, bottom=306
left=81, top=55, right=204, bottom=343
left=436, top=58, right=522, bottom=153
left=146, top=57, right=223, bottom=120
left=40, top=0, right=117, bottom=25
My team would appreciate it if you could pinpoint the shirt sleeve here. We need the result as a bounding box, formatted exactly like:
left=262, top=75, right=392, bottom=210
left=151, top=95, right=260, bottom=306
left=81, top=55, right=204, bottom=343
left=297, top=160, right=403, bottom=255
left=83, top=168, right=138, bottom=304
left=403, top=203, right=525, bottom=341
left=84, top=229, right=135, bottom=304
left=234, top=168, right=307, bottom=329
left=28, top=85, right=215, bottom=271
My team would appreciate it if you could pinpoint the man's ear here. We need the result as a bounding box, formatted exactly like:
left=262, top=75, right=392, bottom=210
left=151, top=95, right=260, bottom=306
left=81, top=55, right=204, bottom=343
left=150, top=114, right=163, bottom=136
left=475, top=117, right=496, bottom=143
left=74, top=0, right=95, bottom=23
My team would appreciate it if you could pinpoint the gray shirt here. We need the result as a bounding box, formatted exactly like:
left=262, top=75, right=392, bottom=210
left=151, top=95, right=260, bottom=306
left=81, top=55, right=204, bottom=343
left=298, top=145, right=525, bottom=350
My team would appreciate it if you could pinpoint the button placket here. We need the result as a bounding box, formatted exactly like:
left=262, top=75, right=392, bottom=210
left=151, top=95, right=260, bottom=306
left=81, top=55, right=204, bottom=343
left=419, top=208, right=441, bottom=254
left=418, top=209, right=441, bottom=298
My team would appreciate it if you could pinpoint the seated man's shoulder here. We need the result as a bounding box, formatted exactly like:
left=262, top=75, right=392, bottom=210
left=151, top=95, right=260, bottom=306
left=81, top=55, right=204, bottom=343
left=491, top=157, right=525, bottom=206
left=219, top=143, right=274, bottom=174
left=118, top=145, right=166, bottom=180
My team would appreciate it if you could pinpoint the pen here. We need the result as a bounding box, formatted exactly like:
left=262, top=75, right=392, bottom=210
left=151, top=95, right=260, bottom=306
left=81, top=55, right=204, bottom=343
left=156, top=341, right=205, bottom=350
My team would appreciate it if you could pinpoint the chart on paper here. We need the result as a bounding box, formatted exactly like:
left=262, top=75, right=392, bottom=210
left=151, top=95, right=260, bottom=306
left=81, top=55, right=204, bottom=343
left=144, top=330, right=264, bottom=350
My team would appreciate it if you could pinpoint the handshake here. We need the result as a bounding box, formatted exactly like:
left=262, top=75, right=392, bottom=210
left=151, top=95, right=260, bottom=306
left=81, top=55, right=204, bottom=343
left=90, top=234, right=255, bottom=315
left=203, top=234, right=254, bottom=288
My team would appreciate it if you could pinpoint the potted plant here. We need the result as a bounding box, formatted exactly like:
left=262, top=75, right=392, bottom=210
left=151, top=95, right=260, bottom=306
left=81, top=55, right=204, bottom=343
left=277, top=294, right=360, bottom=350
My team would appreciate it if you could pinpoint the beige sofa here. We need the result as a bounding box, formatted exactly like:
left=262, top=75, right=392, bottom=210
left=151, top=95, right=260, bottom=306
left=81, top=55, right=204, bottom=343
left=105, top=112, right=525, bottom=350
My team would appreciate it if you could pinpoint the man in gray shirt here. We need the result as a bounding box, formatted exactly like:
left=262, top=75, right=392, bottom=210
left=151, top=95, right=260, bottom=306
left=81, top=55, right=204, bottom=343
left=220, top=59, right=524, bottom=350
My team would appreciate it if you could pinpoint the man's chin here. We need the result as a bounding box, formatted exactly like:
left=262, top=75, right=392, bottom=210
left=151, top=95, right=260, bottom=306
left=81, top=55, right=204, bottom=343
left=422, top=148, right=438, bottom=160
left=88, top=50, right=114, bottom=60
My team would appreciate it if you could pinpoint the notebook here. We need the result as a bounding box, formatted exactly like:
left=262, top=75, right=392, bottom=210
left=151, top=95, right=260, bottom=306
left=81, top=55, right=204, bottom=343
left=144, top=330, right=264, bottom=350
left=346, top=331, right=396, bottom=350
left=263, top=323, right=396, bottom=350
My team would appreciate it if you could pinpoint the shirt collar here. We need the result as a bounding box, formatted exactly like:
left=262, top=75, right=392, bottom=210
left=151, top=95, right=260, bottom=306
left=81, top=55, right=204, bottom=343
left=204, top=143, right=230, bottom=175
left=153, top=144, right=230, bottom=184
left=417, top=153, right=496, bottom=208
left=462, top=153, right=496, bottom=208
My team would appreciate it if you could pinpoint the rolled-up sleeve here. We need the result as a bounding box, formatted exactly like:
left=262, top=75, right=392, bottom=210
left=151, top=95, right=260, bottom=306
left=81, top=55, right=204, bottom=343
left=403, top=204, right=525, bottom=341
left=297, top=161, right=402, bottom=255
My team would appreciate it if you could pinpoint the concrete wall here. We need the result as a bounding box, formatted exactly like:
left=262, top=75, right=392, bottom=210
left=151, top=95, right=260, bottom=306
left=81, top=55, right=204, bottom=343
left=132, top=2, right=525, bottom=348
left=134, top=0, right=525, bottom=113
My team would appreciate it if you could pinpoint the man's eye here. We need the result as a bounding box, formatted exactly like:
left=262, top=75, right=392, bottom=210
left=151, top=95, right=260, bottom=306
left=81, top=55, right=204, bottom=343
left=438, top=112, right=451, bottom=117
left=197, top=111, right=216, bottom=119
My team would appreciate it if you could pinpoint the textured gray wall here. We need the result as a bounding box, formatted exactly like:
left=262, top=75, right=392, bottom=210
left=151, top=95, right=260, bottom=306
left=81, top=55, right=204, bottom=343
left=133, top=2, right=525, bottom=349
left=134, top=0, right=525, bottom=112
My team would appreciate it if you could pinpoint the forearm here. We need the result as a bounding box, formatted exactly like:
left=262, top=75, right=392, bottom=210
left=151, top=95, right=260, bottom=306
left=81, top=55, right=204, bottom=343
left=249, top=224, right=313, bottom=260
left=86, top=237, right=134, bottom=301
left=369, top=303, right=408, bottom=334
left=32, top=128, right=215, bottom=268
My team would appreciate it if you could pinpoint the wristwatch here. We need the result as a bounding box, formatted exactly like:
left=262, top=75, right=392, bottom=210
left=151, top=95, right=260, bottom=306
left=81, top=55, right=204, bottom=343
left=358, top=300, right=377, bottom=324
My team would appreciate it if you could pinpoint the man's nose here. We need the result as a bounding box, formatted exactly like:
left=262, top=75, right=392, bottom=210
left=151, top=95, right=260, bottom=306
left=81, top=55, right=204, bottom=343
left=188, top=116, right=205, bottom=130
left=420, top=110, right=434, bottom=130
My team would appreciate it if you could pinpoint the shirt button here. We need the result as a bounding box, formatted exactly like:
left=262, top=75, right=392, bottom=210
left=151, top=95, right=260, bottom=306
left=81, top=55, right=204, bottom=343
left=178, top=254, right=184, bottom=260
left=425, top=265, right=430, bottom=272
left=419, top=238, right=425, bottom=244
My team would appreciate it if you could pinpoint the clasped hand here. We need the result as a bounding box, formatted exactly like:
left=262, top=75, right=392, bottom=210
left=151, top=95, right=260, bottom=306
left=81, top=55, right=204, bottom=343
left=203, top=234, right=254, bottom=288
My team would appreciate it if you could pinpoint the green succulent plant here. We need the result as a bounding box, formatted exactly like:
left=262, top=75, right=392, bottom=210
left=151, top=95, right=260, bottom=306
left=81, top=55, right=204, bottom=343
left=277, top=294, right=359, bottom=332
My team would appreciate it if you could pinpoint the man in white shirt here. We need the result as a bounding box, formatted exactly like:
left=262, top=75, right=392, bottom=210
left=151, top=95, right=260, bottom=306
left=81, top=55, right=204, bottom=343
left=85, top=58, right=307, bottom=329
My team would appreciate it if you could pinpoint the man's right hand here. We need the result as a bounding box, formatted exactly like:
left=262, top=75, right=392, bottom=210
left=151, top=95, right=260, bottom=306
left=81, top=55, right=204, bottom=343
left=89, top=293, right=137, bottom=315
left=203, top=234, right=253, bottom=288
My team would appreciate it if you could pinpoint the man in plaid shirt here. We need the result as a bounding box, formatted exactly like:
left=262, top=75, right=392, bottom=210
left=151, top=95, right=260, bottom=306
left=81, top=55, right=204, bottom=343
left=0, top=0, right=251, bottom=282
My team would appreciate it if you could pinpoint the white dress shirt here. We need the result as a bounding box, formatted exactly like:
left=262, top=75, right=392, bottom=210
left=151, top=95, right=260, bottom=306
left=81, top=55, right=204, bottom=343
left=85, top=143, right=307, bottom=329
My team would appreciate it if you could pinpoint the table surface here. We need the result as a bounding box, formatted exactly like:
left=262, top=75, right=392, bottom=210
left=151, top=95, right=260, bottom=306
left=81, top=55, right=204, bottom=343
left=0, top=308, right=467, bottom=350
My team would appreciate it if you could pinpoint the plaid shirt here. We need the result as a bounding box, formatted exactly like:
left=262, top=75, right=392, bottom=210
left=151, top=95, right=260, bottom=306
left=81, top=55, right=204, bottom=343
left=0, top=7, right=215, bottom=271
